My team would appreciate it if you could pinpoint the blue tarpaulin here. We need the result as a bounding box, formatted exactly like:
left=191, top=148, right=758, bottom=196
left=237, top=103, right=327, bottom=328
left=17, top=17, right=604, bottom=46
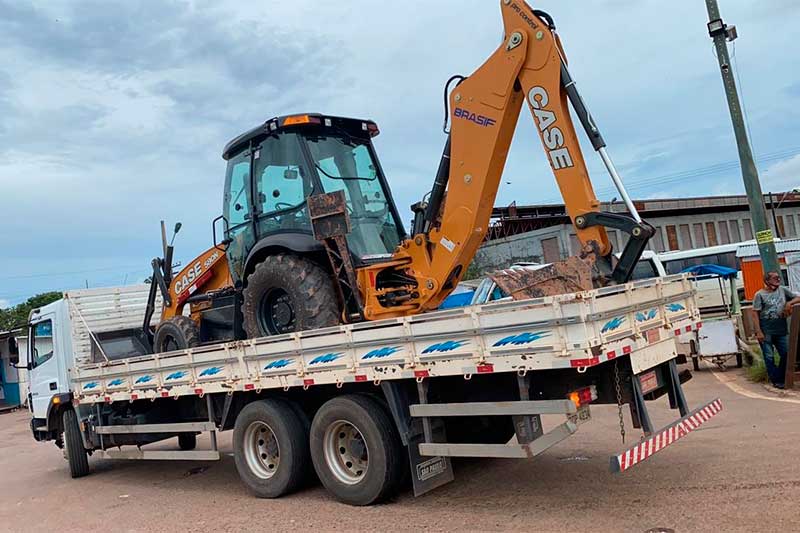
left=680, top=264, right=738, bottom=279
left=438, top=290, right=475, bottom=309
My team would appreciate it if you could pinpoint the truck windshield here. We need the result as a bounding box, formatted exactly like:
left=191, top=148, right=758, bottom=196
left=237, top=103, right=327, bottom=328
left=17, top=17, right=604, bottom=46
left=306, top=135, right=402, bottom=259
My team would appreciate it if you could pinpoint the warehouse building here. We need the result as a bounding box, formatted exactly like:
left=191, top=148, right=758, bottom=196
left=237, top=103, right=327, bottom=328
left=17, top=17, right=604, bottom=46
left=473, top=192, right=800, bottom=272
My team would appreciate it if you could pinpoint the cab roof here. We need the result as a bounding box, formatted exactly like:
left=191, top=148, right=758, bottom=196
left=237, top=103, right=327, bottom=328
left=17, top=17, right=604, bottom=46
left=222, top=113, right=379, bottom=160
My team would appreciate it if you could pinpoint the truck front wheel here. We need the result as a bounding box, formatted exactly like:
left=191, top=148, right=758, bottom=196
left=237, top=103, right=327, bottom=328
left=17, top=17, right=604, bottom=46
left=62, top=409, right=89, bottom=478
left=233, top=399, right=311, bottom=498
left=310, top=395, right=403, bottom=506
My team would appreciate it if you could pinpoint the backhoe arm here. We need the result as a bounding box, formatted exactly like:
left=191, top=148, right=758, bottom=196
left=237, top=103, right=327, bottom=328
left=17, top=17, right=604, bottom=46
left=359, top=1, right=652, bottom=320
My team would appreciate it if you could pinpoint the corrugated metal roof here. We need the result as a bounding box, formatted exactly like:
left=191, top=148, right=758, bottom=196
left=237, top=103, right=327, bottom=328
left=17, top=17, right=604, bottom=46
left=736, top=239, right=800, bottom=258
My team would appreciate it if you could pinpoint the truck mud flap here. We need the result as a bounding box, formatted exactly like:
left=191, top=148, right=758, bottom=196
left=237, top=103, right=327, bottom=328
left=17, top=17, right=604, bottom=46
left=610, top=398, right=722, bottom=473
left=407, top=430, right=454, bottom=497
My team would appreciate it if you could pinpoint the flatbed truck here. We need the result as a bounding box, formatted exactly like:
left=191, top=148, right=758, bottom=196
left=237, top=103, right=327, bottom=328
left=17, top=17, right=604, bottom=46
left=19, top=276, right=721, bottom=505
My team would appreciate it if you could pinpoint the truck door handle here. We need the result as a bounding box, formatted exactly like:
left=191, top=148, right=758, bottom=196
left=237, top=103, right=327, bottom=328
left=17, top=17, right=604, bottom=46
left=49, top=382, right=57, bottom=391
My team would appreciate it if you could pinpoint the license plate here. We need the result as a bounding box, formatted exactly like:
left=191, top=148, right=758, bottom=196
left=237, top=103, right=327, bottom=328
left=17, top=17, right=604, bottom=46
left=570, top=405, right=592, bottom=425
left=639, top=370, right=658, bottom=394
left=646, top=328, right=661, bottom=344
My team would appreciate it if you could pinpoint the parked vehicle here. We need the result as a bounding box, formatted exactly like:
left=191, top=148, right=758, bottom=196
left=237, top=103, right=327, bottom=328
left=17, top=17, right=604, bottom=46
left=17, top=279, right=720, bottom=505
left=657, top=242, right=755, bottom=307
left=676, top=265, right=743, bottom=371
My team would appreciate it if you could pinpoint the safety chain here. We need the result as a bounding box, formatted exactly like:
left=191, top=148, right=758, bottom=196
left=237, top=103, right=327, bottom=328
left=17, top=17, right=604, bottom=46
left=614, top=359, right=626, bottom=444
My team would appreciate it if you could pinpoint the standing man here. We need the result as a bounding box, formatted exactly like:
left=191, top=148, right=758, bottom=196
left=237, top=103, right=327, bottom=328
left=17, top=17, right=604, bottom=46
left=750, top=271, right=800, bottom=389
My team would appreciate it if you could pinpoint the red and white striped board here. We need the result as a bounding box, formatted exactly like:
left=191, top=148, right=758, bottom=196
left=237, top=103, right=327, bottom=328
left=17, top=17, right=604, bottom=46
left=610, top=398, right=722, bottom=473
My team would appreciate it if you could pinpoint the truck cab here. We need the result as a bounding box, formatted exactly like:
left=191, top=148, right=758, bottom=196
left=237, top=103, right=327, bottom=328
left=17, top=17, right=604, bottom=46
left=25, top=299, right=74, bottom=441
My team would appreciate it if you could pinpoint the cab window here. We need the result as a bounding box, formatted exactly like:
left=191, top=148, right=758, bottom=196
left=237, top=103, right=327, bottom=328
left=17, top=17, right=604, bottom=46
left=254, top=133, right=310, bottom=215
left=630, top=259, right=658, bottom=280
left=30, top=319, right=54, bottom=367
left=224, top=151, right=251, bottom=227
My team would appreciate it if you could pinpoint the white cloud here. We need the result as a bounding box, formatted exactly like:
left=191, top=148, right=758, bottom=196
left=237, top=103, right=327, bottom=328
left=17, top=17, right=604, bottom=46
left=763, top=153, right=800, bottom=192
left=0, top=299, right=10, bottom=310
left=1, top=0, right=799, bottom=299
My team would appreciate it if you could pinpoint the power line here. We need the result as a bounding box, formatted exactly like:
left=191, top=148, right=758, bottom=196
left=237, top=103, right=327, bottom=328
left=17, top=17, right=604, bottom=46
left=2, top=263, right=146, bottom=281
left=535, top=146, right=800, bottom=203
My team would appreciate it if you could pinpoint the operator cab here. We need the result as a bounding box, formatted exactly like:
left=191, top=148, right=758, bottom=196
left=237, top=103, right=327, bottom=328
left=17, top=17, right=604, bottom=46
left=221, top=114, right=406, bottom=283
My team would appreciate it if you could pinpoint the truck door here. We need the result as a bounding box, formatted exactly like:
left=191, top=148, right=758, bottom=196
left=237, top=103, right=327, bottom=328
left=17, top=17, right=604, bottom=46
left=28, top=315, right=61, bottom=420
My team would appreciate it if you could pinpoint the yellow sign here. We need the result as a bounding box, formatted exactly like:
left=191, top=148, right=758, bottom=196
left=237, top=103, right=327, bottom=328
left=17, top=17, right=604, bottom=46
left=756, top=229, right=774, bottom=244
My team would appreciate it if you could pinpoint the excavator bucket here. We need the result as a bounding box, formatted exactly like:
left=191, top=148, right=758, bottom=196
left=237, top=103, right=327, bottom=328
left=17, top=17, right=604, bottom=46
left=489, top=256, right=594, bottom=300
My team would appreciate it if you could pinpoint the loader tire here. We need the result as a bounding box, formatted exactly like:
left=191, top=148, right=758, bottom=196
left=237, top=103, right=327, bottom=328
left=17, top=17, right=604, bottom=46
left=154, top=316, right=200, bottom=353
left=63, top=409, right=89, bottom=478
left=243, top=254, right=339, bottom=337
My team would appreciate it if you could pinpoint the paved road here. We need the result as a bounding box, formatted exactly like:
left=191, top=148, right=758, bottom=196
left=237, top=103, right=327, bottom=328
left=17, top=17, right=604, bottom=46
left=1, top=367, right=798, bottom=532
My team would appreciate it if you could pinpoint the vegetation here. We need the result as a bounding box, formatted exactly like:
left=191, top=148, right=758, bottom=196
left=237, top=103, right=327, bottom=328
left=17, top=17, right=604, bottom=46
left=744, top=343, right=769, bottom=383
left=0, top=292, right=62, bottom=331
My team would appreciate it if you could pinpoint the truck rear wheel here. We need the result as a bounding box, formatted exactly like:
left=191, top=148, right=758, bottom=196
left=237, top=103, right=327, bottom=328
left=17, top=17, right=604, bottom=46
left=233, top=399, right=311, bottom=498
left=154, top=316, right=200, bottom=352
left=310, top=395, right=403, bottom=506
left=63, top=409, right=89, bottom=478
left=242, top=254, right=339, bottom=337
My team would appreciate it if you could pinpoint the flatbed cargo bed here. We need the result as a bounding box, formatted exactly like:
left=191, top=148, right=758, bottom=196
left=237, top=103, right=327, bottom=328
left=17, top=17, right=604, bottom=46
left=71, top=275, right=700, bottom=405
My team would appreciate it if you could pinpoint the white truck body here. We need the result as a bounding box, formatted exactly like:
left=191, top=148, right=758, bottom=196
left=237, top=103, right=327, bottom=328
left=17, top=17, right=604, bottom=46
left=25, top=276, right=722, bottom=503
left=72, top=276, right=696, bottom=404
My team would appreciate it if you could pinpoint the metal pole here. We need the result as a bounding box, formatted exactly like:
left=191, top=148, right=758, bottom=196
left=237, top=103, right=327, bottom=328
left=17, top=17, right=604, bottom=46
left=705, top=0, right=779, bottom=274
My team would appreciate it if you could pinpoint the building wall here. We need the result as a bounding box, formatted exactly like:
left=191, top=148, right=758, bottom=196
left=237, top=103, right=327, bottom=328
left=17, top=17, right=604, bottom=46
left=646, top=206, right=800, bottom=253
left=471, top=225, right=571, bottom=275
left=473, top=205, right=800, bottom=274
left=0, top=337, right=21, bottom=406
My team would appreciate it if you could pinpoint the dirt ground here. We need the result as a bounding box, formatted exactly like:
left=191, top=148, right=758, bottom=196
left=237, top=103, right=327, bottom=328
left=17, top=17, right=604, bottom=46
left=1, top=366, right=798, bottom=533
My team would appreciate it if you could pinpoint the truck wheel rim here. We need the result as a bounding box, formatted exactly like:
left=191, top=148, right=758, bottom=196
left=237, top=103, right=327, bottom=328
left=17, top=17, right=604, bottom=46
left=323, top=420, right=368, bottom=485
left=244, top=421, right=280, bottom=479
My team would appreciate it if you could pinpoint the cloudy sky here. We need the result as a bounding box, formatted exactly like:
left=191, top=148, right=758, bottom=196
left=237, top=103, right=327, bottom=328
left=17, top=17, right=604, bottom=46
left=2, top=0, right=800, bottom=307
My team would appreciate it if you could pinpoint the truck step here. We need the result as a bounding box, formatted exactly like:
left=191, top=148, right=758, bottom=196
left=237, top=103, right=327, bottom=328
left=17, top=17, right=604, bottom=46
left=409, top=399, right=576, bottom=417
left=97, top=449, right=220, bottom=461
left=95, top=421, right=216, bottom=434
left=419, top=419, right=578, bottom=459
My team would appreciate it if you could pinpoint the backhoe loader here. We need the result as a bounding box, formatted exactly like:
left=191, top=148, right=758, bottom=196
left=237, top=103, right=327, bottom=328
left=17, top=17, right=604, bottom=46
left=144, top=0, right=654, bottom=352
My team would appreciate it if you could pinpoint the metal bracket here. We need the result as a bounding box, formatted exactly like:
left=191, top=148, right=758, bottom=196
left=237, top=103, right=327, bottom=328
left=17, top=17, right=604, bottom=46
left=308, top=191, right=364, bottom=321
left=575, top=211, right=655, bottom=283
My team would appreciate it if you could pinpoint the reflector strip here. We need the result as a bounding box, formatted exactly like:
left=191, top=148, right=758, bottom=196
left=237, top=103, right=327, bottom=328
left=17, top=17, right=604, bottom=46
left=696, top=321, right=703, bottom=329
left=476, top=364, right=494, bottom=373
left=130, top=394, right=139, bottom=401
left=194, top=388, right=203, bottom=395
left=244, top=383, right=255, bottom=390
left=161, top=391, right=170, bottom=398
left=570, top=356, right=600, bottom=368
left=303, top=379, right=315, bottom=387
left=414, top=370, right=430, bottom=379
left=611, top=398, right=722, bottom=473
left=355, top=374, right=368, bottom=382
left=606, top=350, right=616, bottom=359
left=622, top=345, right=632, bottom=354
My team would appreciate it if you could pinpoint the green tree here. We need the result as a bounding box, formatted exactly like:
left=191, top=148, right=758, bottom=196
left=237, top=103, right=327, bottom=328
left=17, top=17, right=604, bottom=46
left=0, top=291, right=62, bottom=331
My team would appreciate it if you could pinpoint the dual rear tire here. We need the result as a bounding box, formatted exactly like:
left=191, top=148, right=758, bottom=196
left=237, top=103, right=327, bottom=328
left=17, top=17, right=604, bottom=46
left=233, top=395, right=404, bottom=506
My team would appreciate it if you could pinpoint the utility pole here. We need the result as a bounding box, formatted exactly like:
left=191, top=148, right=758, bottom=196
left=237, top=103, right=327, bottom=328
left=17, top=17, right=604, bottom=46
left=705, top=0, right=779, bottom=274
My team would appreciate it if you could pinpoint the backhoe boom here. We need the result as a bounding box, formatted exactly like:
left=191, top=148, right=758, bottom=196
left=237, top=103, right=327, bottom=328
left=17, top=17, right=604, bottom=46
left=358, top=1, right=653, bottom=320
